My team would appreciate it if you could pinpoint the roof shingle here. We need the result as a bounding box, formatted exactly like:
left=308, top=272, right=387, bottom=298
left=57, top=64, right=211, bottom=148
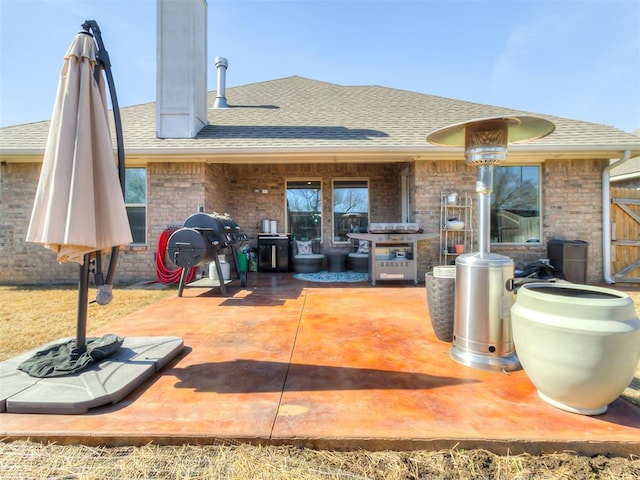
left=2, top=76, right=639, bottom=157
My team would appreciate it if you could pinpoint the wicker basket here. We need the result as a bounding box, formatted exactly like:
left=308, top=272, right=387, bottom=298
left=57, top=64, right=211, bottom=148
left=425, top=270, right=456, bottom=342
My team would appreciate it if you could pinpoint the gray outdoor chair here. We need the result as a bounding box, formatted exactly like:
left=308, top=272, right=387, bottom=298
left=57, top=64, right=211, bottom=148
left=293, top=239, right=324, bottom=273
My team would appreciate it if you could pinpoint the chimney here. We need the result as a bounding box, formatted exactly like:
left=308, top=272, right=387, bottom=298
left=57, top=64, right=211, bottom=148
left=213, top=57, right=229, bottom=109
left=156, top=0, right=208, bottom=138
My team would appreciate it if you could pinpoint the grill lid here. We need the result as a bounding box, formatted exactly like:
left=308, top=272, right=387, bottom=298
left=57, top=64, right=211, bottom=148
left=167, top=227, right=215, bottom=268
left=183, top=212, right=239, bottom=232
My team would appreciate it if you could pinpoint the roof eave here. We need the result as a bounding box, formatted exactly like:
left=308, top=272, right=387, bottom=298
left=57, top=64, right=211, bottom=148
left=2, top=144, right=639, bottom=164
left=0, top=152, right=44, bottom=162
left=611, top=172, right=640, bottom=182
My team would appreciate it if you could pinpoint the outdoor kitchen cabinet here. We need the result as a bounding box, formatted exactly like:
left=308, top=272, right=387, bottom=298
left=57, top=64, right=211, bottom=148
left=439, top=191, right=473, bottom=265
left=370, top=238, right=417, bottom=285
left=349, top=230, right=437, bottom=286
left=258, top=234, right=291, bottom=272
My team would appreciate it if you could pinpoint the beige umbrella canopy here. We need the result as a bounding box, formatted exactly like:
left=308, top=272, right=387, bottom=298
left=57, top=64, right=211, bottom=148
left=26, top=30, right=132, bottom=264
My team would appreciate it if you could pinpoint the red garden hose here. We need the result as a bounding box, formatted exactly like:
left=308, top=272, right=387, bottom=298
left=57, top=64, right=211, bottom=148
left=155, top=228, right=196, bottom=285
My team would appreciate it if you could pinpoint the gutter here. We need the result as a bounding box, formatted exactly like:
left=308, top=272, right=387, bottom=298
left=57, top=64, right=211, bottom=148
left=610, top=171, right=640, bottom=183
left=602, top=149, right=632, bottom=284
left=3, top=141, right=640, bottom=159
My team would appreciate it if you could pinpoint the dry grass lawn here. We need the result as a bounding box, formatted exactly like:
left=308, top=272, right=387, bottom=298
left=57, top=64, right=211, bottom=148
left=0, top=284, right=176, bottom=361
left=1, top=440, right=639, bottom=480
left=0, top=283, right=639, bottom=479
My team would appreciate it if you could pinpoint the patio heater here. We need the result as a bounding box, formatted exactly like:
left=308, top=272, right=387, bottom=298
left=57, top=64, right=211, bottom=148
left=427, top=116, right=555, bottom=371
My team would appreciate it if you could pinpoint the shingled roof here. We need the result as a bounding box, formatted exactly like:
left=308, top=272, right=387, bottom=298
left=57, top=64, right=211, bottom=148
left=609, top=129, right=640, bottom=182
left=2, top=76, right=639, bottom=161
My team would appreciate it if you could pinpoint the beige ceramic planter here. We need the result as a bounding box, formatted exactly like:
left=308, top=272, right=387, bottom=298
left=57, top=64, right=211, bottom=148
left=511, top=282, right=640, bottom=415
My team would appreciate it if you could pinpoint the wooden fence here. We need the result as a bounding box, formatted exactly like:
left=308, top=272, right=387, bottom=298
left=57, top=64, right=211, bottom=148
left=610, top=186, right=640, bottom=283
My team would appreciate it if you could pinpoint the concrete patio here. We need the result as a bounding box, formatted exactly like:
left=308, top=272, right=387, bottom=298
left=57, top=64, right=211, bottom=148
left=1, top=273, right=638, bottom=456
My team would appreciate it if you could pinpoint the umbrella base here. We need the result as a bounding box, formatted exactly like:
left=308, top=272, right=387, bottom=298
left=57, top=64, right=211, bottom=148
left=0, top=336, right=184, bottom=414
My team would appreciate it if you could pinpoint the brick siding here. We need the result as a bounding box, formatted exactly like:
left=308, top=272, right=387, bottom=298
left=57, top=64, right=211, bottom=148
left=540, top=158, right=607, bottom=281
left=413, top=158, right=607, bottom=282
left=0, top=163, right=77, bottom=283
left=0, top=158, right=606, bottom=285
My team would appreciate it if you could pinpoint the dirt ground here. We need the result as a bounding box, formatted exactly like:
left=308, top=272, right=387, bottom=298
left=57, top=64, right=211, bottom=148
left=0, top=284, right=639, bottom=479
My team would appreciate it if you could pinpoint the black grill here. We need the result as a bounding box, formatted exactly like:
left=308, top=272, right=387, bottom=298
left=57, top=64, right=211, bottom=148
left=183, top=212, right=244, bottom=246
left=167, top=211, right=248, bottom=296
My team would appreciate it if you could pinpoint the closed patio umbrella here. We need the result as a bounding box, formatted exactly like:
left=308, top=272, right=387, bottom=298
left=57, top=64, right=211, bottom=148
left=1, top=21, right=183, bottom=413
left=27, top=27, right=131, bottom=264
left=25, top=21, right=131, bottom=357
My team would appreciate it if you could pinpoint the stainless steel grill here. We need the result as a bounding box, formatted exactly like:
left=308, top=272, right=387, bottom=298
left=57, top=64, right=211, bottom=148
left=349, top=225, right=437, bottom=286
left=168, top=210, right=248, bottom=296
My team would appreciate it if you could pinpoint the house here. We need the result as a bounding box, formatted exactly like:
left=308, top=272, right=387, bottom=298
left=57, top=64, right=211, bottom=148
left=2, top=72, right=639, bottom=286
left=1, top=1, right=639, bottom=286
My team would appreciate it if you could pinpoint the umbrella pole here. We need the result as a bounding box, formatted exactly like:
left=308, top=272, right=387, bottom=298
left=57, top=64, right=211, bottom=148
left=83, top=20, right=125, bottom=192
left=75, top=253, right=91, bottom=351
left=82, top=20, right=125, bottom=287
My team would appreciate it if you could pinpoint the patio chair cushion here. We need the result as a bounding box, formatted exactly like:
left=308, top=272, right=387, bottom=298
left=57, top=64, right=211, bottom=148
left=296, top=240, right=313, bottom=255
left=356, top=240, right=369, bottom=254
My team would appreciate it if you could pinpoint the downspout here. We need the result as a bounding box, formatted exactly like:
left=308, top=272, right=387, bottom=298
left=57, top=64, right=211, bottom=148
left=603, top=149, right=631, bottom=284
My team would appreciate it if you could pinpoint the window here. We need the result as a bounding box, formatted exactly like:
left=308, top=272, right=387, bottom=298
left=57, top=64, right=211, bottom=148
left=491, top=165, right=541, bottom=244
left=332, top=179, right=369, bottom=243
left=124, top=167, right=146, bottom=244
left=286, top=180, right=322, bottom=242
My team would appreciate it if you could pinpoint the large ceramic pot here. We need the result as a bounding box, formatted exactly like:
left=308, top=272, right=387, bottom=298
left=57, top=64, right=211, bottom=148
left=511, top=282, right=640, bottom=415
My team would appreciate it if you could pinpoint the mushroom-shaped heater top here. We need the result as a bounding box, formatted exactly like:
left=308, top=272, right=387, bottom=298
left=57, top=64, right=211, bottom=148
left=426, top=115, right=556, bottom=165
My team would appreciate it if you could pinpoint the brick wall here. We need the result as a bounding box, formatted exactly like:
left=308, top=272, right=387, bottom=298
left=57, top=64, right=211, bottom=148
left=205, top=163, right=230, bottom=215
left=541, top=158, right=607, bottom=282
left=117, top=162, right=213, bottom=283
left=0, top=157, right=607, bottom=285
left=412, top=158, right=607, bottom=283
left=412, top=160, right=477, bottom=275
left=223, top=162, right=401, bottom=243
left=0, top=163, right=77, bottom=283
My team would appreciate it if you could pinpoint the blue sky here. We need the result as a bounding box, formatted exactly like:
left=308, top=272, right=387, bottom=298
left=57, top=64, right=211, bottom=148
left=1, top=0, right=639, bottom=132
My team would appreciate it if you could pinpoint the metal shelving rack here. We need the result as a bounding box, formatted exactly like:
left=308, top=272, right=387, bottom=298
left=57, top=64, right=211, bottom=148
left=439, top=191, right=474, bottom=265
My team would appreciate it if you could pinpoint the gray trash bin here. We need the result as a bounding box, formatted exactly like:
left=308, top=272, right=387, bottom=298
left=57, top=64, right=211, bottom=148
left=547, top=239, right=588, bottom=283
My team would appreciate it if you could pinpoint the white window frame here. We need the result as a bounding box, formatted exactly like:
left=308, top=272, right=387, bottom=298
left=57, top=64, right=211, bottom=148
left=125, top=166, right=147, bottom=245
left=285, top=178, right=323, bottom=243
left=490, top=164, right=542, bottom=245
left=332, top=178, right=370, bottom=245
